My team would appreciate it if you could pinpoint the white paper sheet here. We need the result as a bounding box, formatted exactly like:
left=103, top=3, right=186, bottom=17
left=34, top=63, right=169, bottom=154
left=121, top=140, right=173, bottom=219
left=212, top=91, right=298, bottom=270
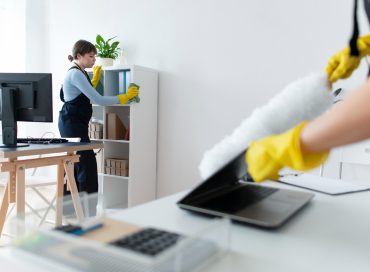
left=279, top=173, right=370, bottom=195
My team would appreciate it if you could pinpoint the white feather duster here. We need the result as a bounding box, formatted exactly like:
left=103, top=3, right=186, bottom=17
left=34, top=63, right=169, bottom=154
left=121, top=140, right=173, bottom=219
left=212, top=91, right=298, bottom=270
left=199, top=72, right=334, bottom=180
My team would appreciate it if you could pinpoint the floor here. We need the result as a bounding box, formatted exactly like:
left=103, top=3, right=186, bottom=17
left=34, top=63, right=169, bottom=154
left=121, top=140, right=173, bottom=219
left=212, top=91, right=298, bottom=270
left=0, top=184, right=123, bottom=247
left=0, top=185, right=57, bottom=247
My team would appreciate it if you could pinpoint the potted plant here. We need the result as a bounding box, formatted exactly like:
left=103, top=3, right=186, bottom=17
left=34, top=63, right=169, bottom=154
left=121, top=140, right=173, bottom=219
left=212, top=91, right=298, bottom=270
left=95, top=34, right=120, bottom=66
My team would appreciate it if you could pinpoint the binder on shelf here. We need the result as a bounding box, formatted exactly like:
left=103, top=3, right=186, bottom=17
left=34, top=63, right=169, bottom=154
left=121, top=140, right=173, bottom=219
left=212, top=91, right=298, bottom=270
left=106, top=113, right=126, bottom=140
left=124, top=120, right=130, bottom=141
left=118, top=71, right=131, bottom=94
left=118, top=71, right=124, bottom=94
left=124, top=71, right=131, bottom=93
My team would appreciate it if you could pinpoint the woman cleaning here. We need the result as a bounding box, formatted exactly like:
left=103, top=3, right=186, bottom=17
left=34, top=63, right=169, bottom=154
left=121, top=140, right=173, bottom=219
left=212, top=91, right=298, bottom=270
left=59, top=39, right=139, bottom=198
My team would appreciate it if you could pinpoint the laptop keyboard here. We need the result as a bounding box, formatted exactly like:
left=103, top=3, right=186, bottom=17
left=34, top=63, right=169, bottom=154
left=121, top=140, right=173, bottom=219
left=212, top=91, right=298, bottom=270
left=199, top=185, right=278, bottom=213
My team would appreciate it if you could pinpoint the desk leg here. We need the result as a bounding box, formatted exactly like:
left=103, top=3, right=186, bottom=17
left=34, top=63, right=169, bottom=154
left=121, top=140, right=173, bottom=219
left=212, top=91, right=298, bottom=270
left=8, top=164, right=16, bottom=204
left=55, top=163, right=65, bottom=226
left=0, top=183, right=10, bottom=236
left=64, top=160, right=84, bottom=222
left=16, top=165, right=25, bottom=221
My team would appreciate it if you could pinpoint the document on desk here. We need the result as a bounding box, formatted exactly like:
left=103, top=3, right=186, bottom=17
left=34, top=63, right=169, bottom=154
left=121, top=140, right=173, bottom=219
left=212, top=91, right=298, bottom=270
left=279, top=173, right=370, bottom=195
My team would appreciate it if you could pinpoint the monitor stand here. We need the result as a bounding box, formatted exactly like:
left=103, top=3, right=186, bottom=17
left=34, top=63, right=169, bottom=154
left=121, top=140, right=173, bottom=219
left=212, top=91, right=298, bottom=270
left=0, top=87, right=29, bottom=148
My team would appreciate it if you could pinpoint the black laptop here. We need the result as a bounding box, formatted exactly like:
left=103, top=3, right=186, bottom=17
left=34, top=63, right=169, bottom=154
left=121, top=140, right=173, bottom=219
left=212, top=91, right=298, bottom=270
left=177, top=150, right=314, bottom=228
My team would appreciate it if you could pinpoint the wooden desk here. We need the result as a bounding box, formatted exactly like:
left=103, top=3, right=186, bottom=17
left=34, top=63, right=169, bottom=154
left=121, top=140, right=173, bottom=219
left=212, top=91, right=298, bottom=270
left=0, top=141, right=104, bottom=237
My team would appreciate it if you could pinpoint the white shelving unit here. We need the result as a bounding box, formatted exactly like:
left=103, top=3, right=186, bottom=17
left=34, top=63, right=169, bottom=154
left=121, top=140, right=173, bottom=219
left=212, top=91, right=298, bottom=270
left=89, top=65, right=158, bottom=208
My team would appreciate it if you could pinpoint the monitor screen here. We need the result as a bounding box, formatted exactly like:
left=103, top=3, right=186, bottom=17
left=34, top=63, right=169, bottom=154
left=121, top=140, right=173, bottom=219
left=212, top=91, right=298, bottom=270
left=0, top=73, right=52, bottom=146
left=0, top=73, right=52, bottom=122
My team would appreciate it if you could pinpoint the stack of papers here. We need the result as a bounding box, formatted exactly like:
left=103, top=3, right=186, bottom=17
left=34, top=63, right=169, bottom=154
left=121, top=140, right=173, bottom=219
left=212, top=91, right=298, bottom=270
left=279, top=173, right=370, bottom=195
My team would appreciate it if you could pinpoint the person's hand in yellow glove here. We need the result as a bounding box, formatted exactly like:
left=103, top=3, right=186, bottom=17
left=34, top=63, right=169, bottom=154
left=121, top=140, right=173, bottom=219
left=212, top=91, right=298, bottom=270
left=91, top=65, right=102, bottom=89
left=326, top=35, right=370, bottom=83
left=246, top=121, right=329, bottom=182
left=117, top=84, right=140, bottom=105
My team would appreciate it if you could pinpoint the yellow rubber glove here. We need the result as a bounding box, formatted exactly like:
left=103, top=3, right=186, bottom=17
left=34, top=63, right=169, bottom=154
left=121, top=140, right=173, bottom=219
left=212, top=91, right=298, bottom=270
left=326, top=35, right=370, bottom=83
left=117, top=85, right=140, bottom=105
left=91, top=65, right=102, bottom=89
left=246, top=121, right=329, bottom=183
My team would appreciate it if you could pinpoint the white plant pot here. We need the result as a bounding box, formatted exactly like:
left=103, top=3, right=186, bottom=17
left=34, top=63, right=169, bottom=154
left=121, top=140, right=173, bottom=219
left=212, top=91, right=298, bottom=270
left=96, top=57, right=114, bottom=67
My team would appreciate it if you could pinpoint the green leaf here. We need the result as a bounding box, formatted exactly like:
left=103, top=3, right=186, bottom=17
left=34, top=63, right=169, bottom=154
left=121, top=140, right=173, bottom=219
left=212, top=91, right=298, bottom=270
left=111, top=41, right=119, bottom=50
left=95, top=34, right=120, bottom=59
left=96, top=34, right=104, bottom=45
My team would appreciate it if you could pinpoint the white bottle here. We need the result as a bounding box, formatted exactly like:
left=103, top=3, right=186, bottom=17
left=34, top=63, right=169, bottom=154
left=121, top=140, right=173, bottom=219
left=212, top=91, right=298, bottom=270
left=119, top=49, right=126, bottom=66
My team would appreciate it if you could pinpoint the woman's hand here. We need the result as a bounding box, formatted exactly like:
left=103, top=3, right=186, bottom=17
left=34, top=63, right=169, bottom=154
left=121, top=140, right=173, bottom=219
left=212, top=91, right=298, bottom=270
left=326, top=35, right=370, bottom=83
left=91, top=65, right=102, bottom=89
left=117, top=85, right=140, bottom=104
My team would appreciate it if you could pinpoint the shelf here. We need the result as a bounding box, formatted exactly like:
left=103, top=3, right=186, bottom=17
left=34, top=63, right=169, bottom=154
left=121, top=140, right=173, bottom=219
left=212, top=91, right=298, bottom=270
left=92, top=65, right=158, bottom=208
left=91, top=139, right=129, bottom=143
left=86, top=65, right=131, bottom=72
left=98, top=173, right=129, bottom=180
left=102, top=139, right=129, bottom=143
left=102, top=65, right=131, bottom=71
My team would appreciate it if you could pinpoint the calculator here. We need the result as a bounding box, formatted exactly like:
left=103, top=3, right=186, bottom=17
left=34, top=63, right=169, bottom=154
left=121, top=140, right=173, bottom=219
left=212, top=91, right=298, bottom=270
left=109, top=227, right=183, bottom=256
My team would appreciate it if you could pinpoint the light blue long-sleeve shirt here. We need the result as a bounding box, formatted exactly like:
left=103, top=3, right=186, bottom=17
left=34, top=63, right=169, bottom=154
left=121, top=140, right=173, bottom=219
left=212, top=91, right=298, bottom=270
left=63, top=68, right=119, bottom=105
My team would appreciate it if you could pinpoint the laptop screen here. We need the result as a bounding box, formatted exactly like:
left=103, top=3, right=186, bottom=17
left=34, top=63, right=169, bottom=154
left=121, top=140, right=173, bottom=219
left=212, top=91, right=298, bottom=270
left=179, top=150, right=250, bottom=206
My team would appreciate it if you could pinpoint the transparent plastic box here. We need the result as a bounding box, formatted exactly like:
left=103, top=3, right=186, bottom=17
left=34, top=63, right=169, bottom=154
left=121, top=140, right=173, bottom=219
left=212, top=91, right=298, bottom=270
left=10, top=193, right=230, bottom=272
left=6, top=192, right=101, bottom=239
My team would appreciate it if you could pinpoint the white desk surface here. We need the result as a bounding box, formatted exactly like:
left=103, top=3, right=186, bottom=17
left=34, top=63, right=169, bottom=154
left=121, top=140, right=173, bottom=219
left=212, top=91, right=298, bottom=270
left=1, top=181, right=370, bottom=271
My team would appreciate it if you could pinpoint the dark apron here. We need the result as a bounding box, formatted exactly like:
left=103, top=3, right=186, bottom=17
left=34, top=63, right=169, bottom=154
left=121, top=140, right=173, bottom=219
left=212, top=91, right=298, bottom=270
left=58, top=66, right=98, bottom=195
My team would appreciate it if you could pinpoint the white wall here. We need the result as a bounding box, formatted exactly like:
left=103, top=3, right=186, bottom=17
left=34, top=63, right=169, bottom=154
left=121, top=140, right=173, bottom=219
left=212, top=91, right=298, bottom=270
left=18, top=0, right=54, bottom=140
left=31, top=0, right=370, bottom=196
left=0, top=0, right=53, bottom=139
left=25, top=0, right=50, bottom=73
left=0, top=0, right=25, bottom=72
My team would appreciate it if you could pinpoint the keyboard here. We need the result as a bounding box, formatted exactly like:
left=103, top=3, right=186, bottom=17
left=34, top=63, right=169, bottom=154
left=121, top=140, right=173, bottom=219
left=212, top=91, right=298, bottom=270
left=109, top=228, right=183, bottom=256
left=16, top=138, right=69, bottom=144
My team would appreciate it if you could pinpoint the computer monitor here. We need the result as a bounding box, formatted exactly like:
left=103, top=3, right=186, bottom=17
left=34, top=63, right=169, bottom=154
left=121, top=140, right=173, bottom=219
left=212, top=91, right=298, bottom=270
left=0, top=73, right=53, bottom=147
